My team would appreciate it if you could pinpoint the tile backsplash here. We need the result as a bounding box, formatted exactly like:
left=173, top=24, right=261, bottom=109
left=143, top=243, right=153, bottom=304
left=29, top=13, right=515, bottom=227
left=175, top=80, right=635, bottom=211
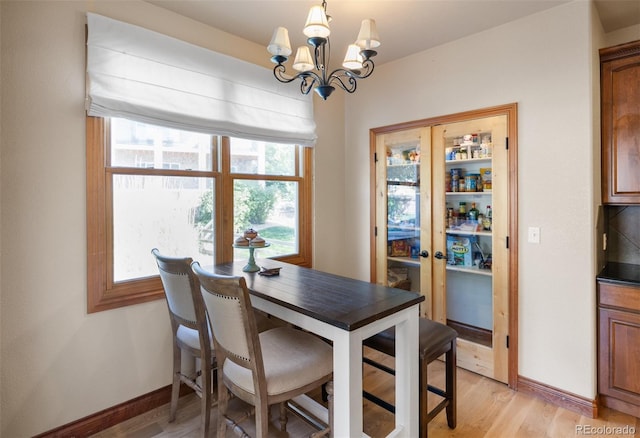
left=605, top=206, right=640, bottom=265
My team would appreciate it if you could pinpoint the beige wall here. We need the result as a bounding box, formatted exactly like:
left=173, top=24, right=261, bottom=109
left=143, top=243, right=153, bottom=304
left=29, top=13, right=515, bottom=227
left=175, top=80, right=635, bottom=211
left=605, top=23, right=640, bottom=48
left=312, top=91, right=348, bottom=275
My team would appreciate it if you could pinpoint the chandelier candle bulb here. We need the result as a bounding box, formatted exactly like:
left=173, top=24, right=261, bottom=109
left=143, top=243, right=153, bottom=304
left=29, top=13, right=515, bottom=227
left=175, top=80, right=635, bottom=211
left=293, top=46, right=314, bottom=72
left=343, top=44, right=364, bottom=70
left=267, top=27, right=292, bottom=57
left=303, top=5, right=331, bottom=38
left=356, top=19, right=381, bottom=50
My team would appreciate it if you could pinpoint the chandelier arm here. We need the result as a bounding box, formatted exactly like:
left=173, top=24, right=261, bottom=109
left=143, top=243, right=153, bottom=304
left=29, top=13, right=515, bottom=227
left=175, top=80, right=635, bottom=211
left=299, top=74, right=319, bottom=95
left=273, top=64, right=302, bottom=84
left=357, top=59, right=376, bottom=79
left=273, top=64, right=322, bottom=95
left=340, top=59, right=375, bottom=80
left=327, top=71, right=357, bottom=93
left=324, top=59, right=374, bottom=91
left=274, top=65, right=322, bottom=86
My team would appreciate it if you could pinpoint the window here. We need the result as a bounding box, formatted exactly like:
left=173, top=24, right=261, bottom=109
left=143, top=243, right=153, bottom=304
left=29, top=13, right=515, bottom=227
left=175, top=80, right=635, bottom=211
left=230, top=138, right=302, bottom=261
left=87, top=117, right=312, bottom=313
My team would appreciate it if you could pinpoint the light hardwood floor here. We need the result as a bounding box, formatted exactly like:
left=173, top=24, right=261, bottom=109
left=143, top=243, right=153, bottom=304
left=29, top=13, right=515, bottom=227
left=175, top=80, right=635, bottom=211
left=92, top=349, right=639, bottom=438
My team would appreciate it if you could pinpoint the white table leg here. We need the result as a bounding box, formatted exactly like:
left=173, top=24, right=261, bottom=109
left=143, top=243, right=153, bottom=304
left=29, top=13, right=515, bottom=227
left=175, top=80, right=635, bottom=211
left=393, top=306, right=420, bottom=437
left=331, top=328, right=364, bottom=437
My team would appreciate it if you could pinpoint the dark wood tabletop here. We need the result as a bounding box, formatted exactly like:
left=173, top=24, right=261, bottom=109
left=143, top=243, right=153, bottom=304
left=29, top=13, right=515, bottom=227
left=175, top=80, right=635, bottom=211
left=211, top=260, right=424, bottom=331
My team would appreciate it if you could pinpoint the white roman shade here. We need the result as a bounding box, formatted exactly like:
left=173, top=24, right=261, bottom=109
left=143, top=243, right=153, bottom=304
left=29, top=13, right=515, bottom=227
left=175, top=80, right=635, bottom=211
left=86, top=13, right=317, bottom=146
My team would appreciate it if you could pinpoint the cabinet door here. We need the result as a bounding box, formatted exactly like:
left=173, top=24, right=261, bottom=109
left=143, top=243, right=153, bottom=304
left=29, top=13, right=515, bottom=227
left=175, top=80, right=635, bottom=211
left=375, top=127, right=432, bottom=316
left=432, top=115, right=509, bottom=383
left=598, top=307, right=640, bottom=410
left=601, top=44, right=640, bottom=204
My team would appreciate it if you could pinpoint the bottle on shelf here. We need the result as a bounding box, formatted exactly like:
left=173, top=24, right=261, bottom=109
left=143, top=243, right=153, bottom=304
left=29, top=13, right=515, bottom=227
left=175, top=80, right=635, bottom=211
left=468, top=202, right=479, bottom=221
left=458, top=201, right=466, bottom=216
left=483, top=205, right=492, bottom=230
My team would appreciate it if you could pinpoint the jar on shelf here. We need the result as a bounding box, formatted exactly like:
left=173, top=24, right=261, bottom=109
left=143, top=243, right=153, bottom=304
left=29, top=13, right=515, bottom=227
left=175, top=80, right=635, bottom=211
left=464, top=174, right=477, bottom=192
left=484, top=143, right=493, bottom=157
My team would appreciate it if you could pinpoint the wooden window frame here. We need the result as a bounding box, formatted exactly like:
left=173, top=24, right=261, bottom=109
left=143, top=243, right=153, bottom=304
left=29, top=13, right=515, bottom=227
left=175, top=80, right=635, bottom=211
left=87, top=116, right=313, bottom=313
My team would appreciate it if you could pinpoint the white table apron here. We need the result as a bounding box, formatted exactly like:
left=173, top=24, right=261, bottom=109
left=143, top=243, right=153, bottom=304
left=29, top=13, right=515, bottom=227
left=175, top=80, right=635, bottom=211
left=250, top=295, right=420, bottom=438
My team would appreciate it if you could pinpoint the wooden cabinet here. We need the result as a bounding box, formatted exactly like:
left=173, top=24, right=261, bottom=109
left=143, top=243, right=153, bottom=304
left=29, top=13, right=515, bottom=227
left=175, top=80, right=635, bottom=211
left=601, top=40, right=640, bottom=204
left=371, top=105, right=517, bottom=385
left=598, top=280, right=640, bottom=417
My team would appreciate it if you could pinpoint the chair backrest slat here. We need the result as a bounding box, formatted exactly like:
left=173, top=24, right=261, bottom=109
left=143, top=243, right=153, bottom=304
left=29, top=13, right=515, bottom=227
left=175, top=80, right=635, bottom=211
left=159, top=269, right=198, bottom=324
left=200, top=288, right=251, bottom=362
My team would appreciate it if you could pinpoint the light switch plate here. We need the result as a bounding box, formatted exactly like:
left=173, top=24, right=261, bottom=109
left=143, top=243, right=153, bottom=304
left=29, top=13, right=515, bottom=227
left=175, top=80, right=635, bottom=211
left=528, top=226, right=540, bottom=244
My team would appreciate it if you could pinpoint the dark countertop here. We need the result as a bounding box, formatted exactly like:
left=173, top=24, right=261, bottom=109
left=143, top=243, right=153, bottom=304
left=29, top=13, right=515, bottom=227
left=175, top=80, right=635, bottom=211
left=597, top=262, right=640, bottom=286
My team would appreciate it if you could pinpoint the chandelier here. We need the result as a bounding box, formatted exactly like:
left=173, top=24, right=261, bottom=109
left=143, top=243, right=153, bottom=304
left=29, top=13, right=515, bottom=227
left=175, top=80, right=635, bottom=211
left=267, top=1, right=380, bottom=100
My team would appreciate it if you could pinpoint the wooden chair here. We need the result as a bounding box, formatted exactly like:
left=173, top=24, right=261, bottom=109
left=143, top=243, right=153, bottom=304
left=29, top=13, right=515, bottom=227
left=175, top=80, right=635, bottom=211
left=151, top=249, right=215, bottom=437
left=192, top=262, right=334, bottom=438
left=363, top=317, right=457, bottom=437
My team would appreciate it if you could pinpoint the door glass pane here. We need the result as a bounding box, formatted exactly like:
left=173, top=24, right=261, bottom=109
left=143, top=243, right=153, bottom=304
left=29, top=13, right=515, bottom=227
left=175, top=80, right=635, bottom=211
left=230, top=138, right=296, bottom=176
left=110, top=118, right=213, bottom=171
left=386, top=142, right=421, bottom=291
left=443, top=127, right=494, bottom=347
left=112, top=175, right=215, bottom=282
left=233, top=180, right=298, bottom=260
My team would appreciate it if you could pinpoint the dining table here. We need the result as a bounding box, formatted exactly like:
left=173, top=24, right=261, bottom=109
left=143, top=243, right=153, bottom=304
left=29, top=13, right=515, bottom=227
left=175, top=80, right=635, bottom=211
left=210, top=259, right=425, bottom=437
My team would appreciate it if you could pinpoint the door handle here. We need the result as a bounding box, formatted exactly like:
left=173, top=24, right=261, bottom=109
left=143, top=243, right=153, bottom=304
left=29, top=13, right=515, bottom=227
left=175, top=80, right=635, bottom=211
left=419, top=250, right=429, bottom=258
left=434, top=251, right=445, bottom=260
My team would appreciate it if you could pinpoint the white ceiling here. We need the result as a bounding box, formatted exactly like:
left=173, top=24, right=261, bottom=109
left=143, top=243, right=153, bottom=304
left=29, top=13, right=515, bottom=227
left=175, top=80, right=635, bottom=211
left=146, top=0, right=640, bottom=66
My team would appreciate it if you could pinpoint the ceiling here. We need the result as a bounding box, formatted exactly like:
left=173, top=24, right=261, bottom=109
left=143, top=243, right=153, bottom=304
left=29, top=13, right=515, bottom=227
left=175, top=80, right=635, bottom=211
left=146, top=0, right=640, bottom=66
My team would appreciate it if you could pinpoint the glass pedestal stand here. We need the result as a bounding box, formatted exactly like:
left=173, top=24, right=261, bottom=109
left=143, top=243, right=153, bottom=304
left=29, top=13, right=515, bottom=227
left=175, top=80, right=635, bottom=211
left=233, top=243, right=270, bottom=272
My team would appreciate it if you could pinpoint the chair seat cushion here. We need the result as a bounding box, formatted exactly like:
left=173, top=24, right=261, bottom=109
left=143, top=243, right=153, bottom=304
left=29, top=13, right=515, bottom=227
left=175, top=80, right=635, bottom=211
left=177, top=325, right=214, bottom=351
left=363, top=318, right=457, bottom=359
left=223, top=326, right=333, bottom=397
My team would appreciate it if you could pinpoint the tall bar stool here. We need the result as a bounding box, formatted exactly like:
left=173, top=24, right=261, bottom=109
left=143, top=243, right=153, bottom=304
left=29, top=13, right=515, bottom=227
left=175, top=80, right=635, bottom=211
left=151, top=249, right=215, bottom=438
left=192, top=262, right=334, bottom=438
left=363, top=317, right=457, bottom=437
